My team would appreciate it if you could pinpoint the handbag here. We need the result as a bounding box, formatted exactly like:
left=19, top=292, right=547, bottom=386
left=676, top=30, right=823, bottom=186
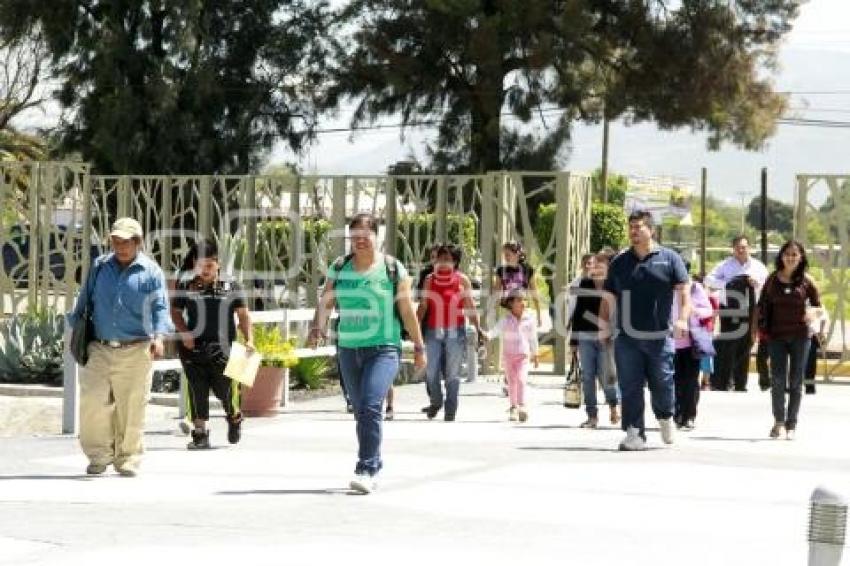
left=563, top=351, right=583, bottom=409
left=689, top=323, right=716, bottom=359
left=70, top=262, right=102, bottom=366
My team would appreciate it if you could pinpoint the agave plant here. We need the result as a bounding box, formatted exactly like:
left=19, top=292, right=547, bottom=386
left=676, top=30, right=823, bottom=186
left=291, top=356, right=332, bottom=390
left=0, top=308, right=65, bottom=384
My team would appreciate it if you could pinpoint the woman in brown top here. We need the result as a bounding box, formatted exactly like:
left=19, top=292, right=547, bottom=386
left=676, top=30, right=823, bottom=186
left=755, top=240, right=821, bottom=440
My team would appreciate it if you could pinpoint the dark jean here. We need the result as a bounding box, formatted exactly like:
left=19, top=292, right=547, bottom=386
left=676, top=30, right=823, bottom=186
left=711, top=318, right=752, bottom=391
left=614, top=334, right=675, bottom=439
left=768, top=336, right=808, bottom=429
left=673, top=346, right=701, bottom=423
left=338, top=345, right=400, bottom=476
left=425, top=327, right=466, bottom=417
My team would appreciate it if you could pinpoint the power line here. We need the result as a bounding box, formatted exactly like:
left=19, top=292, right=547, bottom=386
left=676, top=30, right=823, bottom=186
left=307, top=108, right=850, bottom=136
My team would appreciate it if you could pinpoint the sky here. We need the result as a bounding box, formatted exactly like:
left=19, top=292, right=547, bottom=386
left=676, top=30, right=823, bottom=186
left=13, top=0, right=850, bottom=205
left=269, top=0, right=850, bottom=205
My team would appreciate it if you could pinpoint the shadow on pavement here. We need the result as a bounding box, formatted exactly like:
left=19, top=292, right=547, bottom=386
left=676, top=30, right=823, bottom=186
left=689, top=436, right=775, bottom=443
left=0, top=474, right=95, bottom=481
left=145, top=446, right=228, bottom=451
left=459, top=392, right=503, bottom=398
left=279, top=409, right=347, bottom=415
left=517, top=446, right=663, bottom=453
left=215, top=488, right=352, bottom=496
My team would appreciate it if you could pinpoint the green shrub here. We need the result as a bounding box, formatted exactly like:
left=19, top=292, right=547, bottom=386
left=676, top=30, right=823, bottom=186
left=591, top=203, right=627, bottom=252
left=536, top=201, right=627, bottom=255
left=0, top=309, right=65, bottom=384
left=535, top=203, right=556, bottom=256
left=397, top=213, right=477, bottom=269
left=252, top=218, right=332, bottom=275
left=251, top=325, right=298, bottom=369
left=290, top=356, right=333, bottom=390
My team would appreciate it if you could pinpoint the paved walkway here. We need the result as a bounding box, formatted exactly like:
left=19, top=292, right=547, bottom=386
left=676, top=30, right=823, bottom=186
left=1, top=374, right=849, bottom=566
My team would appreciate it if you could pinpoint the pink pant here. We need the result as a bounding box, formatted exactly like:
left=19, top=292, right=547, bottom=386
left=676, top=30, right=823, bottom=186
left=503, top=354, right=529, bottom=406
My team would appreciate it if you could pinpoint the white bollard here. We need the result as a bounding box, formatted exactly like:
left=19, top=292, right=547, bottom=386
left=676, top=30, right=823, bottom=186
left=808, top=486, right=847, bottom=566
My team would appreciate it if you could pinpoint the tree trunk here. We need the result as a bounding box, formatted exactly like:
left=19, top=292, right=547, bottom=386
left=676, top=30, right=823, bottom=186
left=469, top=13, right=503, bottom=174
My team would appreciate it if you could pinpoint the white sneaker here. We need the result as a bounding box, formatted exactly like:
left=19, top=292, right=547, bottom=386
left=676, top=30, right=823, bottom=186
left=618, top=427, right=647, bottom=451
left=349, top=473, right=377, bottom=494
left=658, top=418, right=675, bottom=445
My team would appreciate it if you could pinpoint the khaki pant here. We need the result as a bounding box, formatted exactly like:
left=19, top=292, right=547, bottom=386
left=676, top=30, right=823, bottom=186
left=79, top=342, right=153, bottom=468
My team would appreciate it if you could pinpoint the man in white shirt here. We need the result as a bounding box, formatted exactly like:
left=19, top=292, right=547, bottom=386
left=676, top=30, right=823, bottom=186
left=704, top=235, right=769, bottom=391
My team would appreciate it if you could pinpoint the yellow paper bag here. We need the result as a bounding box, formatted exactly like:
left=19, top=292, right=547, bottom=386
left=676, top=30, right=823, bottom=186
left=224, top=342, right=262, bottom=387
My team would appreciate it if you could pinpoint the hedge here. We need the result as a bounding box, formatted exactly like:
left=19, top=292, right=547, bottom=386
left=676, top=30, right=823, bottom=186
left=397, top=213, right=477, bottom=268
left=535, top=202, right=626, bottom=257
left=590, top=203, right=627, bottom=252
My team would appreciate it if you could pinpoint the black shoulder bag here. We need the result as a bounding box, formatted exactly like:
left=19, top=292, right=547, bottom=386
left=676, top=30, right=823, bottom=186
left=70, top=262, right=102, bottom=366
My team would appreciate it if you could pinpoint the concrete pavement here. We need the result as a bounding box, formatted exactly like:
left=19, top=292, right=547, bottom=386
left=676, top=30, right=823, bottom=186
left=1, top=374, right=849, bottom=566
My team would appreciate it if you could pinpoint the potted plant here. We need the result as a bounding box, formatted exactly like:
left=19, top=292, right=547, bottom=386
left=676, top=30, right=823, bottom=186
left=240, top=325, right=298, bottom=417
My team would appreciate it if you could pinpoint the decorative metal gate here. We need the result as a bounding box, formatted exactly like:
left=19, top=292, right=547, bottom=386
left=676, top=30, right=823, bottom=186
left=794, top=174, right=850, bottom=379
left=0, top=161, right=90, bottom=316
left=0, top=162, right=592, bottom=373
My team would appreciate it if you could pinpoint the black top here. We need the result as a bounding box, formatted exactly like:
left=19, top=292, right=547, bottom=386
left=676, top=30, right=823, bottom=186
left=172, top=277, right=247, bottom=347
left=570, top=278, right=604, bottom=336
left=495, top=264, right=534, bottom=293
left=758, top=274, right=820, bottom=340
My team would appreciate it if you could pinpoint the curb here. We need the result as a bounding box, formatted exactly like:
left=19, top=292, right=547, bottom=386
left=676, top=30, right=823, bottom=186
left=0, top=384, right=62, bottom=398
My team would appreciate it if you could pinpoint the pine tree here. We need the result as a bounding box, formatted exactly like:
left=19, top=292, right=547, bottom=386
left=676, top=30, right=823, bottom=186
left=0, top=0, right=330, bottom=174
left=324, top=0, right=800, bottom=173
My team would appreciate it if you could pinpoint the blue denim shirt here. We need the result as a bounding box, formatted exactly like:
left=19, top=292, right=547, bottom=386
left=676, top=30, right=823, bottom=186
left=67, top=252, right=173, bottom=340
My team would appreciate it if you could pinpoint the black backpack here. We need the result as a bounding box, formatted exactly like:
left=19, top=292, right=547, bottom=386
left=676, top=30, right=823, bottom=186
left=329, top=254, right=408, bottom=339
left=723, top=274, right=756, bottom=326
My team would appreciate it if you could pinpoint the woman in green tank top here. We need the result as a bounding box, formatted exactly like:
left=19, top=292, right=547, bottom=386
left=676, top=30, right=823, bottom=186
left=308, top=213, right=426, bottom=494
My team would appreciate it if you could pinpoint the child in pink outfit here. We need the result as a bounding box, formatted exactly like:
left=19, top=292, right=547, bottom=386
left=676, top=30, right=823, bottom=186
left=486, top=292, right=539, bottom=422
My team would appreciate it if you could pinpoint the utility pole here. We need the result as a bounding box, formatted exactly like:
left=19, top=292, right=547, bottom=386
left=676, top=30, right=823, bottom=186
left=761, top=168, right=768, bottom=265
left=601, top=114, right=610, bottom=203
left=700, top=168, right=707, bottom=278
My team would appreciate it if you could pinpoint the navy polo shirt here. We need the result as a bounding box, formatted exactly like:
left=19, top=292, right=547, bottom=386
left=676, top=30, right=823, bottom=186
left=604, top=246, right=688, bottom=337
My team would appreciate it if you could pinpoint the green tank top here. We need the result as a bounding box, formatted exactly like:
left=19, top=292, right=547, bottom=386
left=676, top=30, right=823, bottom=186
left=327, top=255, right=409, bottom=348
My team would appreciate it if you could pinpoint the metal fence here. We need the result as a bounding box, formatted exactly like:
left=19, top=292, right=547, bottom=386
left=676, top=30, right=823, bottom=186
left=794, top=174, right=850, bottom=377
left=0, top=161, right=592, bottom=372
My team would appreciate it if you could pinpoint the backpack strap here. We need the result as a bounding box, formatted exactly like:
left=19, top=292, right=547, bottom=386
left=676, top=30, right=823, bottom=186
left=383, top=255, right=407, bottom=334
left=329, top=253, right=355, bottom=290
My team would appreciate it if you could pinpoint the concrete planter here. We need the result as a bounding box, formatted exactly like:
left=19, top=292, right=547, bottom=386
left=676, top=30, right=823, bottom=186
left=241, top=366, right=288, bottom=417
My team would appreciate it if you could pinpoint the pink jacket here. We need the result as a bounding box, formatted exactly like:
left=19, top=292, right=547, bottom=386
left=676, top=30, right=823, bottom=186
left=671, top=281, right=714, bottom=350
left=491, top=311, right=539, bottom=357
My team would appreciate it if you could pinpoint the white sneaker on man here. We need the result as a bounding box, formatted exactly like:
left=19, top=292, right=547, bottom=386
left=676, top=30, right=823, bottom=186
left=349, top=473, right=377, bottom=495
left=618, top=427, right=647, bottom=451
left=658, top=418, right=675, bottom=445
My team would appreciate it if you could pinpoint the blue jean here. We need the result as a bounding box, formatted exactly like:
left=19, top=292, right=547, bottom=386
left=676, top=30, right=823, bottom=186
left=614, top=335, right=675, bottom=439
left=425, top=327, right=467, bottom=416
left=768, top=336, right=808, bottom=429
left=577, top=339, right=620, bottom=418
left=338, top=345, right=400, bottom=476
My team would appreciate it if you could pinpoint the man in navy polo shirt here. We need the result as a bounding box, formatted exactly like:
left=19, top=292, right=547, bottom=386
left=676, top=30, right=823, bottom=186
left=599, top=210, right=690, bottom=450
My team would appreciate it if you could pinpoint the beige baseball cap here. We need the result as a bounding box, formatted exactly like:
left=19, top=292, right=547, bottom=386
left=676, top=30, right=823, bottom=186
left=110, top=217, right=143, bottom=240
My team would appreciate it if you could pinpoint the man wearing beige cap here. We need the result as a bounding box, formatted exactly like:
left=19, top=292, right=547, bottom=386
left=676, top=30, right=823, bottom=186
left=67, top=217, right=173, bottom=477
